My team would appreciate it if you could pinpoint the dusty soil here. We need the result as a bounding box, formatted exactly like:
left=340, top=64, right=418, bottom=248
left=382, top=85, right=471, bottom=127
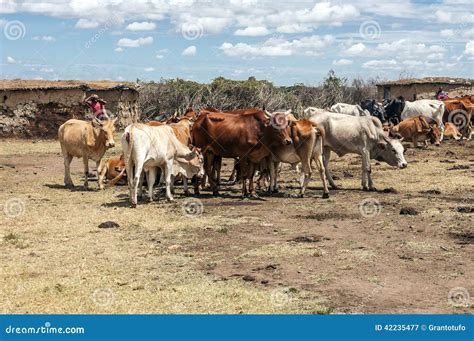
left=0, top=137, right=473, bottom=314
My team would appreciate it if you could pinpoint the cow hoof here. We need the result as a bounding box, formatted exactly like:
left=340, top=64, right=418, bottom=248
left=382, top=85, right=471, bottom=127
left=130, top=203, right=137, bottom=208
left=65, top=183, right=74, bottom=189
left=183, top=191, right=191, bottom=196
left=330, top=185, right=339, bottom=190
left=368, top=187, right=377, bottom=192
left=249, top=193, right=260, bottom=199
left=272, top=189, right=279, bottom=194
left=212, top=191, right=220, bottom=196
left=322, top=192, right=330, bottom=199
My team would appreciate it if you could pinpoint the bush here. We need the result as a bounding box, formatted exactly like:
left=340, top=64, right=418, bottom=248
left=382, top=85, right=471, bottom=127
left=138, top=71, right=378, bottom=121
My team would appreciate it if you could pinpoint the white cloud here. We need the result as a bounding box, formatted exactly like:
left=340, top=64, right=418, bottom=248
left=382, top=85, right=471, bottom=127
left=234, top=26, right=270, bottom=36
left=115, top=47, right=123, bottom=52
left=6, top=56, right=16, bottom=64
left=332, top=59, right=353, bottom=66
left=275, top=24, right=313, bottom=34
left=75, top=18, right=99, bottom=29
left=144, top=67, right=155, bottom=72
left=117, top=36, right=153, bottom=48
left=345, top=43, right=366, bottom=56
left=220, top=35, right=334, bottom=58
left=363, top=59, right=399, bottom=69
left=440, top=29, right=454, bottom=38
left=33, top=35, right=55, bottom=42
left=126, top=21, right=156, bottom=31
left=435, top=10, right=474, bottom=24
left=182, top=45, right=196, bottom=56
left=464, top=41, right=474, bottom=57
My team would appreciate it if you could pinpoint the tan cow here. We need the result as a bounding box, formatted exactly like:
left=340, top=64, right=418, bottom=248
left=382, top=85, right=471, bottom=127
left=389, top=116, right=440, bottom=148
left=58, top=118, right=117, bottom=189
left=443, top=122, right=463, bottom=140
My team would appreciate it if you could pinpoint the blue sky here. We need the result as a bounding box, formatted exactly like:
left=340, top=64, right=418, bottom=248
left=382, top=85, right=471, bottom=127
left=0, top=0, right=473, bottom=85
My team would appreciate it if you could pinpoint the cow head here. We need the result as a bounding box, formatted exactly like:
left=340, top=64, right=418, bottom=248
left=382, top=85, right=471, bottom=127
left=268, top=110, right=294, bottom=145
left=428, top=124, right=441, bottom=146
left=93, top=117, right=117, bottom=148
left=177, top=146, right=204, bottom=178
left=372, top=136, right=407, bottom=169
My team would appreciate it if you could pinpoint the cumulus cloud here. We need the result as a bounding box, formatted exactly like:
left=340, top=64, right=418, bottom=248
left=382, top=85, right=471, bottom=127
left=117, top=36, right=153, bottom=48
left=363, top=59, right=399, bottom=69
left=234, top=26, right=270, bottom=36
left=144, top=67, right=155, bottom=72
left=464, top=41, right=474, bottom=58
left=332, top=59, right=353, bottom=66
left=345, top=43, right=366, bottom=56
left=75, top=18, right=99, bottom=29
left=220, top=35, right=335, bottom=57
left=6, top=56, right=16, bottom=64
left=182, top=45, right=196, bottom=56
left=126, top=21, right=156, bottom=31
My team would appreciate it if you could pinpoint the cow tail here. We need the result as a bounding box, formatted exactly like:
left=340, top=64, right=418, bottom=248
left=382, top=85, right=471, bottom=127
left=106, top=125, right=134, bottom=187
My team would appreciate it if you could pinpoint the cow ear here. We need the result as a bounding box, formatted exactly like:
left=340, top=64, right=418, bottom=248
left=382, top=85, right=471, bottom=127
left=285, top=109, right=291, bottom=116
left=112, top=117, right=118, bottom=124
left=92, top=118, right=102, bottom=128
left=377, top=141, right=387, bottom=150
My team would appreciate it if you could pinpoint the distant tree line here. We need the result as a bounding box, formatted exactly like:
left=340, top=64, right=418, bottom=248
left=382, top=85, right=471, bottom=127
left=138, top=71, right=379, bottom=121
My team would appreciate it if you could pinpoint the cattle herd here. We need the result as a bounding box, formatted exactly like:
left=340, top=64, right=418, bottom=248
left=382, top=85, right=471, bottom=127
left=58, top=95, right=473, bottom=207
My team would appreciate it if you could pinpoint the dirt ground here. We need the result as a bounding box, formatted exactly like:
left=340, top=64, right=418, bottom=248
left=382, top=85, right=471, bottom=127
left=0, top=137, right=473, bottom=314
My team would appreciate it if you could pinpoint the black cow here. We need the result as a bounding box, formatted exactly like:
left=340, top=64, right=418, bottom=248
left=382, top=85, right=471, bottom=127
left=383, top=97, right=405, bottom=125
left=360, top=99, right=386, bottom=123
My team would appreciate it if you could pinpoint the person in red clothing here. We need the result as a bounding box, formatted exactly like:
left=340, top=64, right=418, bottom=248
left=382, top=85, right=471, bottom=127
left=85, top=94, right=108, bottom=120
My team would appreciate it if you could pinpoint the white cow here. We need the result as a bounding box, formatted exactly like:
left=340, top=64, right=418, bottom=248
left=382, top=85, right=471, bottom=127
left=121, top=123, right=202, bottom=207
left=400, top=99, right=445, bottom=140
left=307, top=108, right=407, bottom=191
left=330, top=103, right=370, bottom=116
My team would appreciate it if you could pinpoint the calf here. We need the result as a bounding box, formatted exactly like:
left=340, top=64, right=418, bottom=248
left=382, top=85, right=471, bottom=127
left=98, top=154, right=126, bottom=188
left=58, top=118, right=117, bottom=189
left=443, top=122, right=463, bottom=140
left=389, top=116, right=441, bottom=147
left=122, top=124, right=202, bottom=207
left=330, top=103, right=369, bottom=116
left=307, top=108, right=407, bottom=191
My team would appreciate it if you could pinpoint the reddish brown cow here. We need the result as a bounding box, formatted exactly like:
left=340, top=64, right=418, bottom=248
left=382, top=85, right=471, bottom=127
left=389, top=116, right=440, bottom=147
left=98, top=154, right=127, bottom=187
left=192, top=108, right=293, bottom=197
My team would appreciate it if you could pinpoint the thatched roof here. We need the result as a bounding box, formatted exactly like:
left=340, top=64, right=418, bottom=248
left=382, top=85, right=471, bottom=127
left=377, top=77, right=473, bottom=87
left=0, top=79, right=138, bottom=91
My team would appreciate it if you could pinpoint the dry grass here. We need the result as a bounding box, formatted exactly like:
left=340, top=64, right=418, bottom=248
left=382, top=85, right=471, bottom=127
left=1, top=138, right=473, bottom=314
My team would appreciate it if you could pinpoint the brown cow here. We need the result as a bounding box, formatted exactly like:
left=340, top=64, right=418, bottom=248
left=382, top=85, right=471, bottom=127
left=389, top=116, right=440, bottom=147
left=266, top=117, right=329, bottom=198
left=444, top=122, right=463, bottom=140
left=58, top=118, right=117, bottom=189
left=192, top=108, right=293, bottom=197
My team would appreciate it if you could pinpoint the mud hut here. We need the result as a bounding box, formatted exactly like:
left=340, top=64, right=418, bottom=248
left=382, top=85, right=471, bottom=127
left=0, top=80, right=139, bottom=138
left=376, top=77, right=473, bottom=101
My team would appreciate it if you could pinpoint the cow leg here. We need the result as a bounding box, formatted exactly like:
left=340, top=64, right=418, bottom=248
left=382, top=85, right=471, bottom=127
left=146, top=168, right=156, bottom=202
left=138, top=170, right=145, bottom=199
left=82, top=155, right=89, bottom=190
left=413, top=137, right=419, bottom=148
left=439, top=122, right=445, bottom=141
left=131, top=163, right=144, bottom=207
left=183, top=177, right=190, bottom=196
left=298, top=157, right=312, bottom=197
left=268, top=160, right=279, bottom=194
left=96, top=160, right=106, bottom=190
left=63, top=154, right=74, bottom=188
left=214, top=156, right=222, bottom=187
left=314, top=153, right=329, bottom=199
left=164, top=160, right=174, bottom=201
left=171, top=175, right=176, bottom=195
left=206, top=153, right=218, bottom=196
left=323, top=148, right=338, bottom=189
left=361, top=150, right=376, bottom=191
left=248, top=162, right=258, bottom=198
